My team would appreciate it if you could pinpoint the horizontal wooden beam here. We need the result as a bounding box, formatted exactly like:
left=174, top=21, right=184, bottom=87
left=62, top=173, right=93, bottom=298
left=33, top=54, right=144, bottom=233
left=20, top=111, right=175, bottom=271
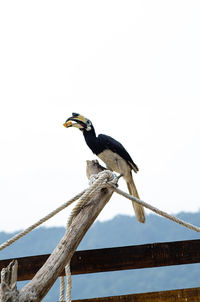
left=1, top=239, right=200, bottom=281
left=73, top=286, right=200, bottom=302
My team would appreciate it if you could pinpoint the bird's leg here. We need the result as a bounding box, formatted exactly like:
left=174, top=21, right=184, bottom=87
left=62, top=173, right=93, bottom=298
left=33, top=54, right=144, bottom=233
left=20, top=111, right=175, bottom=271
left=115, top=159, right=125, bottom=180
left=116, top=173, right=124, bottom=180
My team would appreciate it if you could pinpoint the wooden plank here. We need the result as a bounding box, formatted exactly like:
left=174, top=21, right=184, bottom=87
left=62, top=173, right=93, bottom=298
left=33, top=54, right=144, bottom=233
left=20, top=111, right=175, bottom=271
left=73, top=287, right=200, bottom=302
left=1, top=239, right=200, bottom=281
left=71, top=238, right=200, bottom=274
left=0, top=254, right=49, bottom=282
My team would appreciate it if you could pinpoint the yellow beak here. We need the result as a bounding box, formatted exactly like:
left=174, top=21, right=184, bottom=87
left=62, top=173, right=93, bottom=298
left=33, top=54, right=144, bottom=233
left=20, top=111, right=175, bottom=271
left=63, top=121, right=73, bottom=128
left=63, top=113, right=87, bottom=129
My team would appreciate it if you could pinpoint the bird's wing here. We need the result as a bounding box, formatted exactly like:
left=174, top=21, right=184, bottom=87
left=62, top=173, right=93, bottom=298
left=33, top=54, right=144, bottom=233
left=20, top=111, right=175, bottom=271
left=97, top=134, right=139, bottom=173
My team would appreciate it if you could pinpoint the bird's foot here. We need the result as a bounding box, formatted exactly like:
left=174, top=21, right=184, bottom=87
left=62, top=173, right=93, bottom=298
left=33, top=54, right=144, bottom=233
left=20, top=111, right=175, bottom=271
left=116, top=173, right=124, bottom=180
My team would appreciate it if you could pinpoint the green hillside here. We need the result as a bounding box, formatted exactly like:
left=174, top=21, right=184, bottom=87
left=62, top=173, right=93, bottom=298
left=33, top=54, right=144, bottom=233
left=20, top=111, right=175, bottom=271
left=1, top=212, right=200, bottom=301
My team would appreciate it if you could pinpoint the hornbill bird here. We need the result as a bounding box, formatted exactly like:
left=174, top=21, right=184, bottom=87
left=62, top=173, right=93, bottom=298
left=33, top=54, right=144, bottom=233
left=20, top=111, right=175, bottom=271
left=63, top=113, right=145, bottom=223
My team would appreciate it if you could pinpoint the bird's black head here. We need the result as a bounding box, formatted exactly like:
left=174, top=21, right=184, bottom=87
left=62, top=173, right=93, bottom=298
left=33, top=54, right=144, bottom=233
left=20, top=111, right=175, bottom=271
left=63, top=113, right=93, bottom=132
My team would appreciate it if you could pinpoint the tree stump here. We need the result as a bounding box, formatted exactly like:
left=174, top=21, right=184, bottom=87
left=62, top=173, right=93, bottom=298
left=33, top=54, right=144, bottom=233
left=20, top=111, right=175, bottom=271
left=0, top=260, right=19, bottom=302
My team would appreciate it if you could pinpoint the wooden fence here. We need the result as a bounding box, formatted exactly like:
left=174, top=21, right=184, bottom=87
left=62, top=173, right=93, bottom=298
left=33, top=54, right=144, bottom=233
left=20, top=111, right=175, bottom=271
left=1, top=238, right=200, bottom=301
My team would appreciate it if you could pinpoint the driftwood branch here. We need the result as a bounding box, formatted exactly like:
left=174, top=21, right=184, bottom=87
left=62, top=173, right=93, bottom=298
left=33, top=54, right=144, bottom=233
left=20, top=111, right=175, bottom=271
left=0, top=260, right=19, bottom=302
left=0, top=160, right=115, bottom=302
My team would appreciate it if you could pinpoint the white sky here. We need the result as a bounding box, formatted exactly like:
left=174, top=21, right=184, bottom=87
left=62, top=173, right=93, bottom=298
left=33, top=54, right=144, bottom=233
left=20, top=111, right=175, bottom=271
left=0, top=1, right=200, bottom=232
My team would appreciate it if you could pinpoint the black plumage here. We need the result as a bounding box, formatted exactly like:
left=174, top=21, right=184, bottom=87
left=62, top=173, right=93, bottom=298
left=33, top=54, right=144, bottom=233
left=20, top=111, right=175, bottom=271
left=83, top=126, right=139, bottom=173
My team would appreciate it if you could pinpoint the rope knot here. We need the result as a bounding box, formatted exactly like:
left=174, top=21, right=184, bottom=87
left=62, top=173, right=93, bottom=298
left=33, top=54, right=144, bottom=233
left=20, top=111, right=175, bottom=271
left=89, top=170, right=116, bottom=186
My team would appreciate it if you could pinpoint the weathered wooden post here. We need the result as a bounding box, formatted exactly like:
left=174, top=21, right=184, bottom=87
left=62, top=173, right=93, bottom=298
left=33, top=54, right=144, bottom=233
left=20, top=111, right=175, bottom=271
left=0, top=160, right=115, bottom=302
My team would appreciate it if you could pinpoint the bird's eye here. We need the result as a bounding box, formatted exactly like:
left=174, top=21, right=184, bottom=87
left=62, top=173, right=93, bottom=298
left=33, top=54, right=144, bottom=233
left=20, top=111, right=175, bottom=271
left=86, top=119, right=92, bottom=131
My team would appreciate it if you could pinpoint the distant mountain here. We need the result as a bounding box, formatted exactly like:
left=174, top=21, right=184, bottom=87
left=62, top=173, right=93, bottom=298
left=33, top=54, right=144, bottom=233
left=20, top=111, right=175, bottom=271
left=1, top=212, right=200, bottom=301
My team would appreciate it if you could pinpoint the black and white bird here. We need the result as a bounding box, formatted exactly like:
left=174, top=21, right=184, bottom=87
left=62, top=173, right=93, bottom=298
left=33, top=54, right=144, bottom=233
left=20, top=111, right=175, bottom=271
left=63, top=113, right=145, bottom=223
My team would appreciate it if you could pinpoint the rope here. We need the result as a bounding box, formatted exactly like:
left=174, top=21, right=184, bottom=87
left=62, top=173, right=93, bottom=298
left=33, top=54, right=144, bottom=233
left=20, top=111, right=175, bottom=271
left=59, top=274, right=65, bottom=302
left=68, top=170, right=115, bottom=226
left=108, top=183, right=200, bottom=233
left=0, top=190, right=85, bottom=251
left=65, top=263, right=72, bottom=302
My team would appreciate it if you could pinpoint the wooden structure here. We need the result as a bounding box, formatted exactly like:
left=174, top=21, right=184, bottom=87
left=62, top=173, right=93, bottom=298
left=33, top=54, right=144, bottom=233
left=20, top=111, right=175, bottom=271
left=1, top=239, right=200, bottom=301
left=1, top=161, right=200, bottom=301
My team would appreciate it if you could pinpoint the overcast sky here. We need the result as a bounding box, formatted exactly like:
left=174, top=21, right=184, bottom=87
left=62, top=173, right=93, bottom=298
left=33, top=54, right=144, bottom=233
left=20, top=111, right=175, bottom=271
left=0, top=1, right=200, bottom=232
